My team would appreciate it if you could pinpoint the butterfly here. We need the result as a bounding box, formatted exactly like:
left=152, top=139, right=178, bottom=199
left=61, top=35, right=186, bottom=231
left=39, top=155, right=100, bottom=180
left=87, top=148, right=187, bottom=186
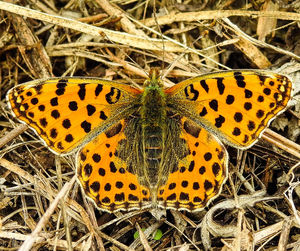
left=7, top=69, right=293, bottom=212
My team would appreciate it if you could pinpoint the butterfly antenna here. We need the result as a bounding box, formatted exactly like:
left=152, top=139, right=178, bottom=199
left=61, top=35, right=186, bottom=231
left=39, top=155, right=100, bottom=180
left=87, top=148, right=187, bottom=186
left=152, top=0, right=165, bottom=70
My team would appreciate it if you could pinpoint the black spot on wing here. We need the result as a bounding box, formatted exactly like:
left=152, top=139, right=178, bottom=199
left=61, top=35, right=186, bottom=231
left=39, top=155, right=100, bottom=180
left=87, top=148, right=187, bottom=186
left=51, top=110, right=60, bottom=119
left=129, top=183, right=137, bottom=190
left=34, top=85, right=43, bottom=94
left=166, top=193, right=176, bottom=201
left=84, top=163, right=92, bottom=176
left=216, top=78, right=225, bottom=94
left=258, top=75, right=267, bottom=84
left=50, top=97, right=58, bottom=106
left=109, top=162, right=117, bottom=173
left=248, top=121, right=255, bottom=131
left=115, top=192, right=125, bottom=202
left=115, top=181, right=123, bottom=189
left=263, top=88, right=271, bottom=95
left=92, top=153, right=101, bottom=163
left=226, top=95, right=234, bottom=105
left=62, top=119, right=71, bottom=129
left=243, top=135, right=249, bottom=143
left=78, top=84, right=86, bottom=100
left=188, top=161, right=195, bottom=171
left=104, top=183, right=111, bottom=191
left=95, top=84, right=103, bottom=96
left=234, top=112, right=243, bottom=122
left=215, top=115, right=225, bottom=128
left=57, top=79, right=68, bottom=86
left=38, top=105, right=45, bottom=111
left=212, top=162, right=221, bottom=176
left=256, top=110, right=265, bottom=118
left=200, top=80, right=209, bottom=93
left=69, top=101, right=78, bottom=111
left=55, top=82, right=66, bottom=96
left=179, top=192, right=189, bottom=201
left=244, top=89, right=253, bottom=98
left=184, top=84, right=199, bottom=101
left=193, top=182, right=200, bottom=190
left=98, top=168, right=105, bottom=176
left=86, top=104, right=96, bottom=116
left=31, top=98, right=38, bottom=105
left=181, top=181, right=188, bottom=187
left=40, top=118, right=47, bottom=127
left=257, top=95, right=264, bottom=102
left=232, top=127, right=241, bottom=136
left=234, top=72, right=246, bottom=88
left=81, top=120, right=91, bottom=133
left=100, top=111, right=108, bottom=120
left=204, top=152, right=212, bottom=161
left=50, top=128, right=57, bottom=138
left=204, top=180, right=213, bottom=190
left=244, top=102, right=252, bottom=111
left=200, top=107, right=207, bottom=117
left=209, top=99, right=218, bottom=111
left=22, top=103, right=29, bottom=110
left=168, top=183, right=176, bottom=190
left=65, top=134, right=74, bottom=142
left=90, top=181, right=100, bottom=192
left=106, top=87, right=121, bottom=104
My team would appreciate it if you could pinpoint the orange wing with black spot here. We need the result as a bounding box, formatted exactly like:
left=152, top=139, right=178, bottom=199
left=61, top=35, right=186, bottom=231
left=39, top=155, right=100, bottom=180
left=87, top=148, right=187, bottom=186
left=157, top=118, right=228, bottom=211
left=7, top=77, right=141, bottom=154
left=77, top=119, right=151, bottom=212
left=165, top=70, right=293, bottom=148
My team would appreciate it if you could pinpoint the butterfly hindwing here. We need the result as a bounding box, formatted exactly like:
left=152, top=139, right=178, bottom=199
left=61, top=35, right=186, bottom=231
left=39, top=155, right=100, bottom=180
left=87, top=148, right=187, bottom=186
left=157, top=117, right=228, bottom=211
left=77, top=119, right=151, bottom=212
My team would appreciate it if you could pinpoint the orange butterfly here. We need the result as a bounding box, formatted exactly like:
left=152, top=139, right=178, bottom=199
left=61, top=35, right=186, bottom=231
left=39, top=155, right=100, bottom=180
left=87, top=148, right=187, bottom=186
left=7, top=69, right=293, bottom=212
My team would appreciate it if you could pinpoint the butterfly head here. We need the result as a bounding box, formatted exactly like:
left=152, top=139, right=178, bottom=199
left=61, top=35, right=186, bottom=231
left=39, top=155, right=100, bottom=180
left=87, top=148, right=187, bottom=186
left=144, top=68, right=163, bottom=88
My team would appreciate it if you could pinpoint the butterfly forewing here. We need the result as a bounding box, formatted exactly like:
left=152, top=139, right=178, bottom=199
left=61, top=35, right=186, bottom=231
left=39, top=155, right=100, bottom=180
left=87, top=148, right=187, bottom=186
left=7, top=77, right=141, bottom=154
left=165, top=70, right=293, bottom=149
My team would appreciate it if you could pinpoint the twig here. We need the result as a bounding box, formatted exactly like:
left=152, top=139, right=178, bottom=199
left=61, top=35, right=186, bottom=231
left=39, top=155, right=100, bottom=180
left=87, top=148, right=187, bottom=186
left=0, top=1, right=183, bottom=52
left=262, top=128, right=300, bottom=159
left=18, top=176, right=76, bottom=251
left=143, top=9, right=300, bottom=26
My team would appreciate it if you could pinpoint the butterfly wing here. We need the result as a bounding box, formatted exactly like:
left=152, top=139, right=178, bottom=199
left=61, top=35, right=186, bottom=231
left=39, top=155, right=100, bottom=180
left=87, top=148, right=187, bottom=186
left=157, top=117, right=228, bottom=211
left=77, top=119, right=151, bottom=212
left=7, top=77, right=142, bottom=154
left=165, top=70, right=293, bottom=148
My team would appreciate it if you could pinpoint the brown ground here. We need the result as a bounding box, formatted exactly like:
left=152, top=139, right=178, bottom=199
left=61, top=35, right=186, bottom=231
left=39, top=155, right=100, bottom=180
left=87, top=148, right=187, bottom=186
left=0, top=0, right=300, bottom=250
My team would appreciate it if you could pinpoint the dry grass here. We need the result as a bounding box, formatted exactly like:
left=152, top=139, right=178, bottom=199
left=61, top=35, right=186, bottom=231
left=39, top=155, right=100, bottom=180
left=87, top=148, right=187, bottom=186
left=0, top=0, right=300, bottom=250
